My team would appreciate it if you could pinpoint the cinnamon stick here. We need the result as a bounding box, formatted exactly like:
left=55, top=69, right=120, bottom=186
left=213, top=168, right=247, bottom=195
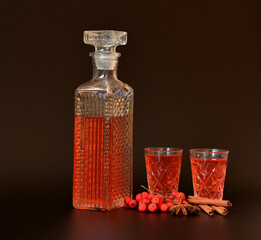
left=187, top=196, right=232, bottom=207
left=198, top=205, right=214, bottom=216
left=211, top=206, right=228, bottom=216
left=188, top=196, right=208, bottom=199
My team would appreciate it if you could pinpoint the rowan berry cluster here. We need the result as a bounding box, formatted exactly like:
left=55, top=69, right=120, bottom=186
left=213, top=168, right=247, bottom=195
left=124, top=190, right=187, bottom=213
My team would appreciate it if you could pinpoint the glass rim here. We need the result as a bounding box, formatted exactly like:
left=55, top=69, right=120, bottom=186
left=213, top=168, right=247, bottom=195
left=189, top=148, right=229, bottom=154
left=144, top=147, right=183, bottom=153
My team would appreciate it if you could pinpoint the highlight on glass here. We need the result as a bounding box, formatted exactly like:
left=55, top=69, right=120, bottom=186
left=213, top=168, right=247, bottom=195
left=144, top=147, right=183, bottom=195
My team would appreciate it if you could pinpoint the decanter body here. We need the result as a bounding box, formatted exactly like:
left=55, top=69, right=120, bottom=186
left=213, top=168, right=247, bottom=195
left=73, top=31, right=133, bottom=210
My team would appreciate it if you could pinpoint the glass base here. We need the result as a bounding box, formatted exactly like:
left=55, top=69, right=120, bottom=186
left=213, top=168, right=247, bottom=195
left=73, top=203, right=125, bottom=211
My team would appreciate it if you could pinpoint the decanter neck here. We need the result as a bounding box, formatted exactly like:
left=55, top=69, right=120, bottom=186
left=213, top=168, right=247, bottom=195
left=92, top=58, right=118, bottom=79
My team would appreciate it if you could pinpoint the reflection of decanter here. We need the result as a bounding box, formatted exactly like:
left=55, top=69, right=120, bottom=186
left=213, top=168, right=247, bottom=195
left=73, top=31, right=134, bottom=210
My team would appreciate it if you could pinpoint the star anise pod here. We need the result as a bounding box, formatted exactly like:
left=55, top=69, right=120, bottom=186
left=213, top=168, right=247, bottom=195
left=169, top=197, right=200, bottom=216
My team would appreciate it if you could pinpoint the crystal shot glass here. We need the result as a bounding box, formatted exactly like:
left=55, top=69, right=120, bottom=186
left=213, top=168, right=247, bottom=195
left=144, top=147, right=183, bottom=195
left=190, top=148, right=229, bottom=200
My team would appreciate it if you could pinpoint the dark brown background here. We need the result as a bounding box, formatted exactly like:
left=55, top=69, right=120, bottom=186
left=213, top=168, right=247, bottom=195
left=1, top=0, right=261, bottom=239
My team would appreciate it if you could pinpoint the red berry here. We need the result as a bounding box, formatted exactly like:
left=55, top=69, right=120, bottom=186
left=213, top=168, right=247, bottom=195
left=176, top=192, right=186, bottom=200
left=160, top=204, right=169, bottom=212
left=140, top=192, right=149, bottom=199
left=148, top=203, right=158, bottom=212
left=135, top=194, right=142, bottom=202
left=140, top=198, right=150, bottom=206
left=129, top=199, right=137, bottom=208
left=138, top=203, right=147, bottom=212
left=152, top=196, right=162, bottom=205
left=147, top=193, right=155, bottom=201
left=171, top=191, right=179, bottom=200
left=167, top=202, right=174, bottom=208
left=124, top=197, right=131, bottom=206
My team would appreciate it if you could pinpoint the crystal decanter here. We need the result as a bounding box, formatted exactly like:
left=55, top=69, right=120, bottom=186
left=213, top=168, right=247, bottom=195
left=73, top=30, right=134, bottom=210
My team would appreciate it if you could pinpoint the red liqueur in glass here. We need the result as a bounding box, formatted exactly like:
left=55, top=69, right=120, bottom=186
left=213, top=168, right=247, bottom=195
left=190, top=149, right=229, bottom=200
left=144, top=148, right=183, bottom=195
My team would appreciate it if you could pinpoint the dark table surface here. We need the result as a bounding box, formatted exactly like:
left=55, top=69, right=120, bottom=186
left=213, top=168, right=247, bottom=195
left=1, top=190, right=261, bottom=240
